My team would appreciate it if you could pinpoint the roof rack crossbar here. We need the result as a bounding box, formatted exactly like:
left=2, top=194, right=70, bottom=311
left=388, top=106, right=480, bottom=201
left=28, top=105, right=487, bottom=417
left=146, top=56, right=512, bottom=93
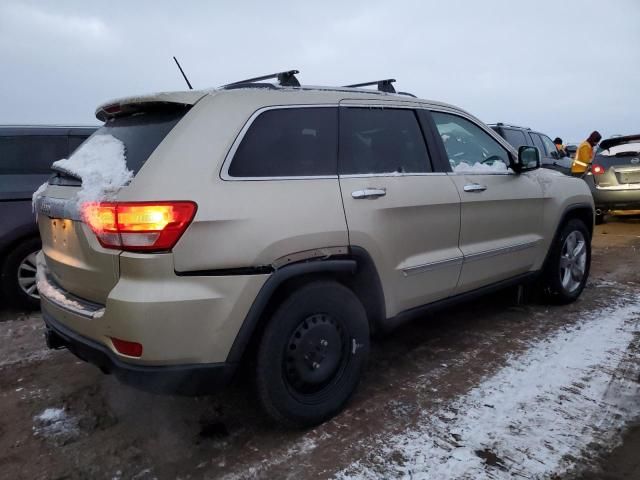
left=344, top=79, right=396, bottom=93
left=223, top=69, right=300, bottom=88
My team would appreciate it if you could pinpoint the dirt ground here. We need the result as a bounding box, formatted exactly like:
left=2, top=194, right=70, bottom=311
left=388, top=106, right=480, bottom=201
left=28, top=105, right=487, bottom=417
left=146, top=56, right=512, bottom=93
left=1, top=216, right=639, bottom=479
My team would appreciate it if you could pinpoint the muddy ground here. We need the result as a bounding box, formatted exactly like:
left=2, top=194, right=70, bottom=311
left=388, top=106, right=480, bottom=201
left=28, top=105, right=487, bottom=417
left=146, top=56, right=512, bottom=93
left=1, top=216, right=639, bottom=479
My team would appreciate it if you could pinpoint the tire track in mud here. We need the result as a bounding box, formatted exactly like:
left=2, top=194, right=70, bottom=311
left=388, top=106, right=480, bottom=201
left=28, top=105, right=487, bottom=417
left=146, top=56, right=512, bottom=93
left=217, top=287, right=640, bottom=480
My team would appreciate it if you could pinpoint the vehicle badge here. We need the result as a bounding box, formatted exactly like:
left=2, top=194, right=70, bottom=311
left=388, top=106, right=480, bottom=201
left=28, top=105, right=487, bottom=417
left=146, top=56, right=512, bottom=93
left=631, top=157, right=640, bottom=164
left=40, top=200, right=51, bottom=215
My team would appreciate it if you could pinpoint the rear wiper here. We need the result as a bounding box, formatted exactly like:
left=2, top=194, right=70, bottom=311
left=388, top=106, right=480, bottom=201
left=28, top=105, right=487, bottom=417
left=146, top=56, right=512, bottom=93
left=51, top=164, right=82, bottom=181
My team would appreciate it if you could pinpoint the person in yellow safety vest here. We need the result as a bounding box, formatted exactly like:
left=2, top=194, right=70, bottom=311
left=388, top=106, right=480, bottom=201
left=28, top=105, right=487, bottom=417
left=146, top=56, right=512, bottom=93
left=571, top=131, right=602, bottom=175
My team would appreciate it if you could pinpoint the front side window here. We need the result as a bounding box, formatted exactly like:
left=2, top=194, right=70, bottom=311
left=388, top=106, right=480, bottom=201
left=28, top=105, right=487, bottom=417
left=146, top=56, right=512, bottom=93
left=431, top=112, right=510, bottom=172
left=339, top=107, right=431, bottom=175
left=229, top=107, right=338, bottom=177
left=541, top=134, right=560, bottom=158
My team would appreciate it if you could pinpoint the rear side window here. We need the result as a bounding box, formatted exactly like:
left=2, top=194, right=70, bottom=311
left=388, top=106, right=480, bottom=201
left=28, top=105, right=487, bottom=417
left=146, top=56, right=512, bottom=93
left=228, top=108, right=338, bottom=177
left=0, top=135, right=68, bottom=174
left=339, top=107, right=431, bottom=174
left=502, top=128, right=528, bottom=149
left=95, top=110, right=186, bottom=174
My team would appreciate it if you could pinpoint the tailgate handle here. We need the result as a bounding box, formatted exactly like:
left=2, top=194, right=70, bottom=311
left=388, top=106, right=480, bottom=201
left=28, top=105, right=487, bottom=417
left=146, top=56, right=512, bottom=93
left=352, top=188, right=387, bottom=199
left=463, top=183, right=487, bottom=193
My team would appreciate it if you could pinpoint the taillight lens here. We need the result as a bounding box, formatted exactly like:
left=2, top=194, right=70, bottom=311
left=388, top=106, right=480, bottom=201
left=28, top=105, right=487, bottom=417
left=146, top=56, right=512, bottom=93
left=591, top=164, right=605, bottom=175
left=82, top=201, right=197, bottom=252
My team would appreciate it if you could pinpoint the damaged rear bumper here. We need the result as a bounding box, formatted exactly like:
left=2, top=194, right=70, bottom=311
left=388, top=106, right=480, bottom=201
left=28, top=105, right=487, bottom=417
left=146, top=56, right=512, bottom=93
left=42, top=309, right=235, bottom=395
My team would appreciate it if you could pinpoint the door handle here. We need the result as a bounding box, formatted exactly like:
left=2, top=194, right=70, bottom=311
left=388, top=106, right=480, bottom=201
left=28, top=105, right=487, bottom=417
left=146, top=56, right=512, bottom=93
left=352, top=188, right=387, bottom=199
left=463, top=183, right=487, bottom=193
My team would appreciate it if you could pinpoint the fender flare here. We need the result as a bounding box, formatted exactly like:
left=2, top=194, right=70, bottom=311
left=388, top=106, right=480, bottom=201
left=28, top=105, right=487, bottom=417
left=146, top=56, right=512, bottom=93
left=541, top=202, right=594, bottom=270
left=225, top=259, right=357, bottom=364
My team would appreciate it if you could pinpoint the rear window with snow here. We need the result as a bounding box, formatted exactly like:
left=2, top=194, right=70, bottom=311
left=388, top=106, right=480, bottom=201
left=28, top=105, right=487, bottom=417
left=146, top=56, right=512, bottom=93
left=91, top=110, right=186, bottom=175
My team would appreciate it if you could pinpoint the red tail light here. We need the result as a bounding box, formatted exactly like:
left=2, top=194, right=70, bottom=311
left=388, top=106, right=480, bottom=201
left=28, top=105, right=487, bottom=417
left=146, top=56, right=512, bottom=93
left=591, top=164, right=605, bottom=175
left=82, top=201, right=197, bottom=252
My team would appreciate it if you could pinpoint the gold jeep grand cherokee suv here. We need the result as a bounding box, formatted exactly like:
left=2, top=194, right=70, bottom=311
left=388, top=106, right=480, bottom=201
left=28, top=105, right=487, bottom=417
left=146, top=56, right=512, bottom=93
left=35, top=71, right=594, bottom=427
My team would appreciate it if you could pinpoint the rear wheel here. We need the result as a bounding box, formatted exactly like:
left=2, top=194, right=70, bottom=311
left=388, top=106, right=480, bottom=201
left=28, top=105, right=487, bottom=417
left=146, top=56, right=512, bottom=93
left=256, top=281, right=369, bottom=428
left=1, top=237, right=41, bottom=310
left=541, top=219, right=591, bottom=304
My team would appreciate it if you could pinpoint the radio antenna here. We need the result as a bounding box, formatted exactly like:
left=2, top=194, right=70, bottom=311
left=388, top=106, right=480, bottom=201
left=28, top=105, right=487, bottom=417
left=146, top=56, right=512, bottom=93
left=172, top=56, right=193, bottom=90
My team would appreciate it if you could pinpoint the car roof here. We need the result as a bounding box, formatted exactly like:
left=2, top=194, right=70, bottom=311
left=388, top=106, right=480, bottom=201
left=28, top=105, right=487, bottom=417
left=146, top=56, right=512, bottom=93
left=600, top=134, right=640, bottom=151
left=488, top=123, right=532, bottom=131
left=95, top=85, right=467, bottom=121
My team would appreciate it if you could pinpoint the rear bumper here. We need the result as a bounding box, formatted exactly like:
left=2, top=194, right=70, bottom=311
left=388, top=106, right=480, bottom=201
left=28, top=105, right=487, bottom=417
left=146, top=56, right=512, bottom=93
left=42, top=308, right=235, bottom=395
left=590, top=187, right=640, bottom=211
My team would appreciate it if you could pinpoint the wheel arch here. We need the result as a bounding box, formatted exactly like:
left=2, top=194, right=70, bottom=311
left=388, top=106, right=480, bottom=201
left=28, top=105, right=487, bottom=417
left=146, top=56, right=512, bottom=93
left=225, top=247, right=386, bottom=365
left=542, top=202, right=594, bottom=270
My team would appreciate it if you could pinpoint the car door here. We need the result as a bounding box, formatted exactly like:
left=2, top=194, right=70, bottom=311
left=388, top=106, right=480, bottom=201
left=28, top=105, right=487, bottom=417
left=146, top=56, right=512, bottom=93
left=429, top=110, right=545, bottom=293
left=338, top=101, right=462, bottom=317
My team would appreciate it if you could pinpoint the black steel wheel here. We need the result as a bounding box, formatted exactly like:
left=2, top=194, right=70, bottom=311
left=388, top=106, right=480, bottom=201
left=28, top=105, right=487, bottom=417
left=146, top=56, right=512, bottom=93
left=256, top=281, right=369, bottom=427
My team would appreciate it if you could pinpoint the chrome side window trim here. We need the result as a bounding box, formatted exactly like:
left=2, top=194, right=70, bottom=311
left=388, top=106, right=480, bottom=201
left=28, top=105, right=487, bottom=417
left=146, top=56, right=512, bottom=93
left=340, top=172, right=447, bottom=179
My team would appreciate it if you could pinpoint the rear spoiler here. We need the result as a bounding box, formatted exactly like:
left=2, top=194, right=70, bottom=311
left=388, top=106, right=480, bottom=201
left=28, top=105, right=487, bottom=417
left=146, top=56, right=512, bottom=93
left=599, top=134, right=640, bottom=151
left=95, top=91, right=208, bottom=121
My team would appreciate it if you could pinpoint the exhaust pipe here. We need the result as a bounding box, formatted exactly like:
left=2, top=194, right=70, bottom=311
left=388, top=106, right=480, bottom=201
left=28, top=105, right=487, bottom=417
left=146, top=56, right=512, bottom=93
left=595, top=209, right=602, bottom=216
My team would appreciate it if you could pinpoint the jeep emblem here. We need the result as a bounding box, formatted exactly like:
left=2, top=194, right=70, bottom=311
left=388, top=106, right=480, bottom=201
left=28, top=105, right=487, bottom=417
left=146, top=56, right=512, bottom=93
left=40, top=200, right=51, bottom=215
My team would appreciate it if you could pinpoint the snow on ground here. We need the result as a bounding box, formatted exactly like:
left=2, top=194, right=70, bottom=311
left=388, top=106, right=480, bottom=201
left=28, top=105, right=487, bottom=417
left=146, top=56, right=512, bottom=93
left=50, top=134, right=132, bottom=205
left=336, top=295, right=640, bottom=479
left=452, top=161, right=509, bottom=173
left=32, top=407, right=78, bottom=440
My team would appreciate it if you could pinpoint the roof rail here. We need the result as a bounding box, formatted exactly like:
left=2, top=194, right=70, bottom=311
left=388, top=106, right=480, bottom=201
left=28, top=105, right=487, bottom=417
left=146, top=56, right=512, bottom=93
left=222, top=69, right=300, bottom=88
left=344, top=79, right=397, bottom=94
left=493, top=122, right=531, bottom=130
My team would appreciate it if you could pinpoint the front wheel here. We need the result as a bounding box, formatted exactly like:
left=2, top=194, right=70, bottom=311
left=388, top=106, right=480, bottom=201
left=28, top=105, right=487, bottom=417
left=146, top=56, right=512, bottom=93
left=256, top=281, right=369, bottom=428
left=541, top=219, right=591, bottom=304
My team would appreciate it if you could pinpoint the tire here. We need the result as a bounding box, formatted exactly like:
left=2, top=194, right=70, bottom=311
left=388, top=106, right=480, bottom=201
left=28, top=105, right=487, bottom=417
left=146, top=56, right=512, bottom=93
left=256, top=281, right=369, bottom=428
left=541, top=219, right=591, bottom=304
left=1, top=237, right=42, bottom=310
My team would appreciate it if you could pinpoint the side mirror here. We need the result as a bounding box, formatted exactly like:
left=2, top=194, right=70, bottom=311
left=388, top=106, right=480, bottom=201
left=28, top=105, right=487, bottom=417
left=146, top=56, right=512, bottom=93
left=511, top=146, right=540, bottom=173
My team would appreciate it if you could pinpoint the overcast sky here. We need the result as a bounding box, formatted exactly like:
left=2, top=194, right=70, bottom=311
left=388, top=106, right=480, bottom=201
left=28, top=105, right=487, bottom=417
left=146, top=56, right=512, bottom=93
left=1, top=0, right=638, bottom=142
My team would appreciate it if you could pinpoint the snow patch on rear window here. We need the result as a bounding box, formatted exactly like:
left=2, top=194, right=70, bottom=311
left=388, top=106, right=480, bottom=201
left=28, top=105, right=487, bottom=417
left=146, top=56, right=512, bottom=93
left=452, top=161, right=509, bottom=174
left=52, top=134, right=132, bottom=205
